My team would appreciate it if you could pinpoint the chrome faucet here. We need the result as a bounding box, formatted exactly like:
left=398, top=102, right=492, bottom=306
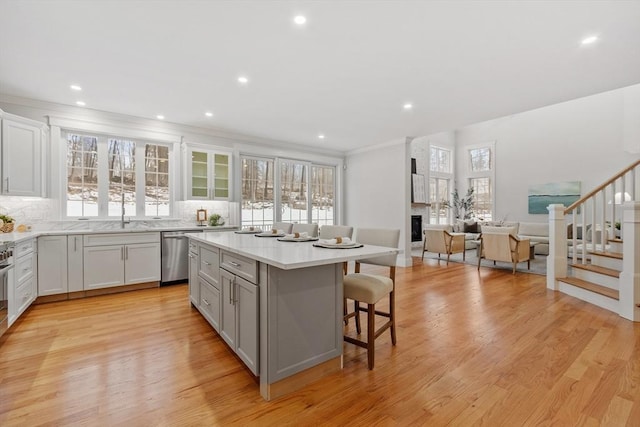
left=121, top=193, right=130, bottom=228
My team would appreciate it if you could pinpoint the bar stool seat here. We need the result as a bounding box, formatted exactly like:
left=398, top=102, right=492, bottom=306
left=344, top=274, right=393, bottom=303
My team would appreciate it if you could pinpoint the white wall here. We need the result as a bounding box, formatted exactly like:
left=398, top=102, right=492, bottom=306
left=345, top=138, right=411, bottom=267
left=456, top=84, right=640, bottom=223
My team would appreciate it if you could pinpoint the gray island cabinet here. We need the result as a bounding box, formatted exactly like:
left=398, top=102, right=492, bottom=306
left=186, top=231, right=397, bottom=400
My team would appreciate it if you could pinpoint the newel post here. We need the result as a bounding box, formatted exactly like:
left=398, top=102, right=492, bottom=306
left=618, top=202, right=640, bottom=321
left=547, top=204, right=567, bottom=290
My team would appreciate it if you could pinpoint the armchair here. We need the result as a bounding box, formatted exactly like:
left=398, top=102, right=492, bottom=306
left=477, top=230, right=530, bottom=274
left=422, top=225, right=466, bottom=264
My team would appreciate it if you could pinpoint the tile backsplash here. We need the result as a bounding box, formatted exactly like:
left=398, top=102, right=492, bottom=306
left=0, top=197, right=237, bottom=231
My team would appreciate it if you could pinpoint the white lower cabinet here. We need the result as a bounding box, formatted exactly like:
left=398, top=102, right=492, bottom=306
left=38, top=235, right=69, bottom=296
left=83, top=232, right=160, bottom=291
left=10, top=238, right=37, bottom=326
left=67, top=235, right=84, bottom=293
left=220, top=268, right=259, bottom=375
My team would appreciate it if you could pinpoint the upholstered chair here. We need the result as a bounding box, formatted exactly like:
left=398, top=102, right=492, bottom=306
left=272, top=222, right=293, bottom=233
left=477, top=227, right=531, bottom=274
left=343, top=228, right=400, bottom=369
left=319, top=225, right=354, bottom=240
left=291, top=223, right=319, bottom=237
left=422, top=224, right=466, bottom=264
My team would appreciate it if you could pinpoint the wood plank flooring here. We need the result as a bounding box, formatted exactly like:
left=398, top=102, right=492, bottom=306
left=2, top=258, right=640, bottom=426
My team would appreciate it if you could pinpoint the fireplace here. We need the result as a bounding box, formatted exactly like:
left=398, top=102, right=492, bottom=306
left=411, top=215, right=422, bottom=242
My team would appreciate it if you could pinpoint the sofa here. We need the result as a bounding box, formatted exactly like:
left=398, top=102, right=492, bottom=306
left=451, top=220, right=549, bottom=255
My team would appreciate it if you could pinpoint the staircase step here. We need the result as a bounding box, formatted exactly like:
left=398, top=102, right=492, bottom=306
left=571, top=263, right=620, bottom=278
left=558, top=277, right=619, bottom=300
left=608, top=238, right=623, bottom=244
left=589, top=250, right=623, bottom=260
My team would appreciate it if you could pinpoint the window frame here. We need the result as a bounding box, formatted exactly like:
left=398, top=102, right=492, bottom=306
left=240, top=154, right=336, bottom=227
left=465, top=142, right=495, bottom=221
left=62, top=129, right=175, bottom=219
left=427, top=144, right=454, bottom=224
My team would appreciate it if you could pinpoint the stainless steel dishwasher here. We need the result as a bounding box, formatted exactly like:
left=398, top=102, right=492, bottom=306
left=161, top=230, right=202, bottom=286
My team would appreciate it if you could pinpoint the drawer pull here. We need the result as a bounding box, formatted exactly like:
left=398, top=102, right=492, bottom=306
left=202, top=298, right=210, bottom=306
left=188, top=253, right=196, bottom=259
left=203, top=261, right=211, bottom=266
left=229, top=261, right=241, bottom=267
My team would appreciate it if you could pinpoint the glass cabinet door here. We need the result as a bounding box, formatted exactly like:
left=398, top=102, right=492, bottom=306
left=191, top=150, right=209, bottom=198
left=187, top=148, right=231, bottom=200
left=213, top=153, right=229, bottom=198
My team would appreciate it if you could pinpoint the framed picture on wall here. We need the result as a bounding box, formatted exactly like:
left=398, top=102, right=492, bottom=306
left=412, top=174, right=427, bottom=204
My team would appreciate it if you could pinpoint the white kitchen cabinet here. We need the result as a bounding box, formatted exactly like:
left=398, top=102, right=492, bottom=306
left=220, top=266, right=259, bottom=375
left=67, top=235, right=84, bottom=293
left=186, top=146, right=231, bottom=200
left=10, top=238, right=37, bottom=326
left=0, top=112, right=45, bottom=197
left=83, top=232, right=160, bottom=290
left=37, top=236, right=68, bottom=296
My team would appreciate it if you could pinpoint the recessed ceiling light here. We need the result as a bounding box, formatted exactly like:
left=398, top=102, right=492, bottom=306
left=156, top=114, right=165, bottom=120
left=70, top=84, right=82, bottom=91
left=237, top=76, right=249, bottom=84
left=403, top=103, right=413, bottom=110
left=294, top=15, right=306, bottom=25
left=76, top=101, right=86, bottom=106
left=205, top=112, right=213, bottom=117
left=581, top=35, right=599, bottom=45
left=318, top=134, right=325, bottom=139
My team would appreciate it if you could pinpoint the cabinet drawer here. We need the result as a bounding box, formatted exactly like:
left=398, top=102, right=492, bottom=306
left=15, top=238, right=36, bottom=258
left=84, top=232, right=160, bottom=247
left=15, top=252, right=35, bottom=283
left=199, top=245, right=219, bottom=286
left=16, top=275, right=36, bottom=316
left=199, top=277, right=221, bottom=332
left=220, top=250, right=258, bottom=284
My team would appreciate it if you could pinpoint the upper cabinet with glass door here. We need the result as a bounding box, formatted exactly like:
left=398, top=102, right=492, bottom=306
left=187, top=147, right=231, bottom=200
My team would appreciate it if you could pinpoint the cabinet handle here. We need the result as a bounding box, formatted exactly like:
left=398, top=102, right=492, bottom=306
left=121, top=247, right=124, bottom=260
left=202, top=298, right=210, bottom=306
left=229, top=261, right=241, bottom=268
left=188, top=253, right=196, bottom=259
left=125, top=246, right=128, bottom=260
left=74, top=237, right=77, bottom=252
left=203, top=260, right=211, bottom=266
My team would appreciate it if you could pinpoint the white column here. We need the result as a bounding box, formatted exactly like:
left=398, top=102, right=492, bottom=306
left=547, top=204, right=567, bottom=290
left=619, top=202, right=640, bottom=321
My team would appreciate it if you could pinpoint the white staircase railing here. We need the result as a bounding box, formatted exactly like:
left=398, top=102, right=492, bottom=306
left=547, top=159, right=640, bottom=321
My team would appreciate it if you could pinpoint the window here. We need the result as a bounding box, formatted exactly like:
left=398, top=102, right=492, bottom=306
left=430, top=146, right=451, bottom=173
left=311, top=165, right=334, bottom=226
left=466, top=143, right=495, bottom=220
left=469, top=147, right=491, bottom=172
left=144, top=144, right=170, bottom=217
left=241, top=157, right=275, bottom=228
left=67, top=134, right=99, bottom=217
left=280, top=160, right=308, bottom=224
left=64, top=131, right=171, bottom=218
left=429, top=177, right=450, bottom=224
left=241, top=155, right=335, bottom=228
left=427, top=145, right=453, bottom=224
left=470, top=177, right=492, bottom=220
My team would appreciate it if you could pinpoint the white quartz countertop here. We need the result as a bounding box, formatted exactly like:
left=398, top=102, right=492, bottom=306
left=187, top=231, right=398, bottom=270
left=0, top=225, right=237, bottom=244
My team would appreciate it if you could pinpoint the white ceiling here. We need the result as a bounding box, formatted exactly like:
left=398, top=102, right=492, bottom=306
left=1, top=0, right=639, bottom=153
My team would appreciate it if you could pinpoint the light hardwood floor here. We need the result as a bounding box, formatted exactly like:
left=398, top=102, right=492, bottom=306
left=1, top=257, right=639, bottom=426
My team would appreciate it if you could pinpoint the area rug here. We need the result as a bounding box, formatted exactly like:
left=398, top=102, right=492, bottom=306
left=412, top=248, right=548, bottom=275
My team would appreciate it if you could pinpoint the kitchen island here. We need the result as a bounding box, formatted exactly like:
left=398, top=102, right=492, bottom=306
left=186, top=231, right=398, bottom=400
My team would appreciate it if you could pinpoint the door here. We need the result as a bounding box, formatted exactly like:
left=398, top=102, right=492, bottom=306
left=1, top=117, right=42, bottom=196
left=67, top=235, right=84, bottom=293
left=125, top=242, right=161, bottom=284
left=37, top=236, right=68, bottom=296
left=84, top=245, right=125, bottom=290
left=235, top=275, right=259, bottom=375
left=219, top=269, right=236, bottom=349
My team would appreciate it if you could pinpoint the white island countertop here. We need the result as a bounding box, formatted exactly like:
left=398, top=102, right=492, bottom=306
left=187, top=231, right=398, bottom=270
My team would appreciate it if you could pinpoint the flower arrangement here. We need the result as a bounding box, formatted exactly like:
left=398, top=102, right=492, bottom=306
left=208, top=213, right=225, bottom=227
